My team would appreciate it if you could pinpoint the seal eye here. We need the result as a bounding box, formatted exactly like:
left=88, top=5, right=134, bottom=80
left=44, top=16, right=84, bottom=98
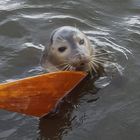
left=79, top=39, right=84, bottom=45
left=58, top=46, right=67, bottom=52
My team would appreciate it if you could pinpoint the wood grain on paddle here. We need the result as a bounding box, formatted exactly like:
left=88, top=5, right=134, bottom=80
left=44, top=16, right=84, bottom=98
left=0, top=71, right=86, bottom=117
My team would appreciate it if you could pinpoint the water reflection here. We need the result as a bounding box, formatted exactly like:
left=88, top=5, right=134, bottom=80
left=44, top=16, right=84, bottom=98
left=0, top=0, right=140, bottom=139
left=39, top=77, right=100, bottom=139
left=0, top=0, right=25, bottom=11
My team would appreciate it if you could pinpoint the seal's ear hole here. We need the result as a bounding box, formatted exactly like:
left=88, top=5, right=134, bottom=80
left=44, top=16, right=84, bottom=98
left=58, top=46, right=67, bottom=53
left=79, top=39, right=84, bottom=45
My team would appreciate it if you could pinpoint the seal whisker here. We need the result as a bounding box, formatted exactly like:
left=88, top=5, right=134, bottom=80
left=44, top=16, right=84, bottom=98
left=69, top=66, right=74, bottom=71
left=90, top=55, right=111, bottom=62
left=91, top=58, right=115, bottom=66
left=93, top=58, right=112, bottom=63
left=88, top=63, right=94, bottom=78
left=90, top=59, right=105, bottom=65
left=93, top=57, right=111, bottom=61
left=67, top=65, right=73, bottom=71
left=62, top=64, right=70, bottom=70
left=94, top=48, right=110, bottom=52
left=92, top=48, right=106, bottom=51
left=63, top=63, right=72, bottom=71
left=65, top=64, right=73, bottom=71
left=90, top=59, right=99, bottom=68
left=89, top=61, right=97, bottom=73
left=91, top=52, right=114, bottom=57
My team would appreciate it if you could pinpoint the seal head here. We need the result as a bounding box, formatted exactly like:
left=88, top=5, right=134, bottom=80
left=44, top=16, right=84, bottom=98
left=41, top=26, right=95, bottom=72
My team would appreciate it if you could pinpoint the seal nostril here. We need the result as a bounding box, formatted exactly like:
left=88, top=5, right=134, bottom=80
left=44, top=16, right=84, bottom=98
left=80, top=62, right=85, bottom=66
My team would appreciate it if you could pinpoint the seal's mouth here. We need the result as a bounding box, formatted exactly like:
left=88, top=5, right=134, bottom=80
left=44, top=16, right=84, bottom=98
left=71, top=62, right=90, bottom=72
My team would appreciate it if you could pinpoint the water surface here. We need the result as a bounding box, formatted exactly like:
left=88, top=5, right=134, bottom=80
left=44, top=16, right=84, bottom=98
left=0, top=0, right=140, bottom=140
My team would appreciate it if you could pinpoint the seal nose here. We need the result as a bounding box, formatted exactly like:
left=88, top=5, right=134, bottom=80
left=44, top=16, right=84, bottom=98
left=79, top=58, right=89, bottom=66
left=71, top=54, right=90, bottom=67
left=80, top=62, right=85, bottom=66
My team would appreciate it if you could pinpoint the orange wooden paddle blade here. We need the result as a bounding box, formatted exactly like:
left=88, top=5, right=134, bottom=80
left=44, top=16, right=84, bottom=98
left=0, top=71, right=86, bottom=117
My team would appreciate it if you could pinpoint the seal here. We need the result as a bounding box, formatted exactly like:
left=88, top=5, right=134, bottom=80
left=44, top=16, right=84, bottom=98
left=41, top=26, right=100, bottom=73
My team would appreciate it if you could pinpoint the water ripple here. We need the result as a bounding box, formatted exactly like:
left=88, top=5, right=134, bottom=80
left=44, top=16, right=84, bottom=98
left=0, top=0, right=139, bottom=139
left=0, top=0, right=25, bottom=11
left=125, top=16, right=140, bottom=26
left=0, top=128, right=17, bottom=139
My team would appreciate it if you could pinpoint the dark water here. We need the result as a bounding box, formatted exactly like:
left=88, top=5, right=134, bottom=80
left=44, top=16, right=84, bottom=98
left=0, top=0, right=140, bottom=139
